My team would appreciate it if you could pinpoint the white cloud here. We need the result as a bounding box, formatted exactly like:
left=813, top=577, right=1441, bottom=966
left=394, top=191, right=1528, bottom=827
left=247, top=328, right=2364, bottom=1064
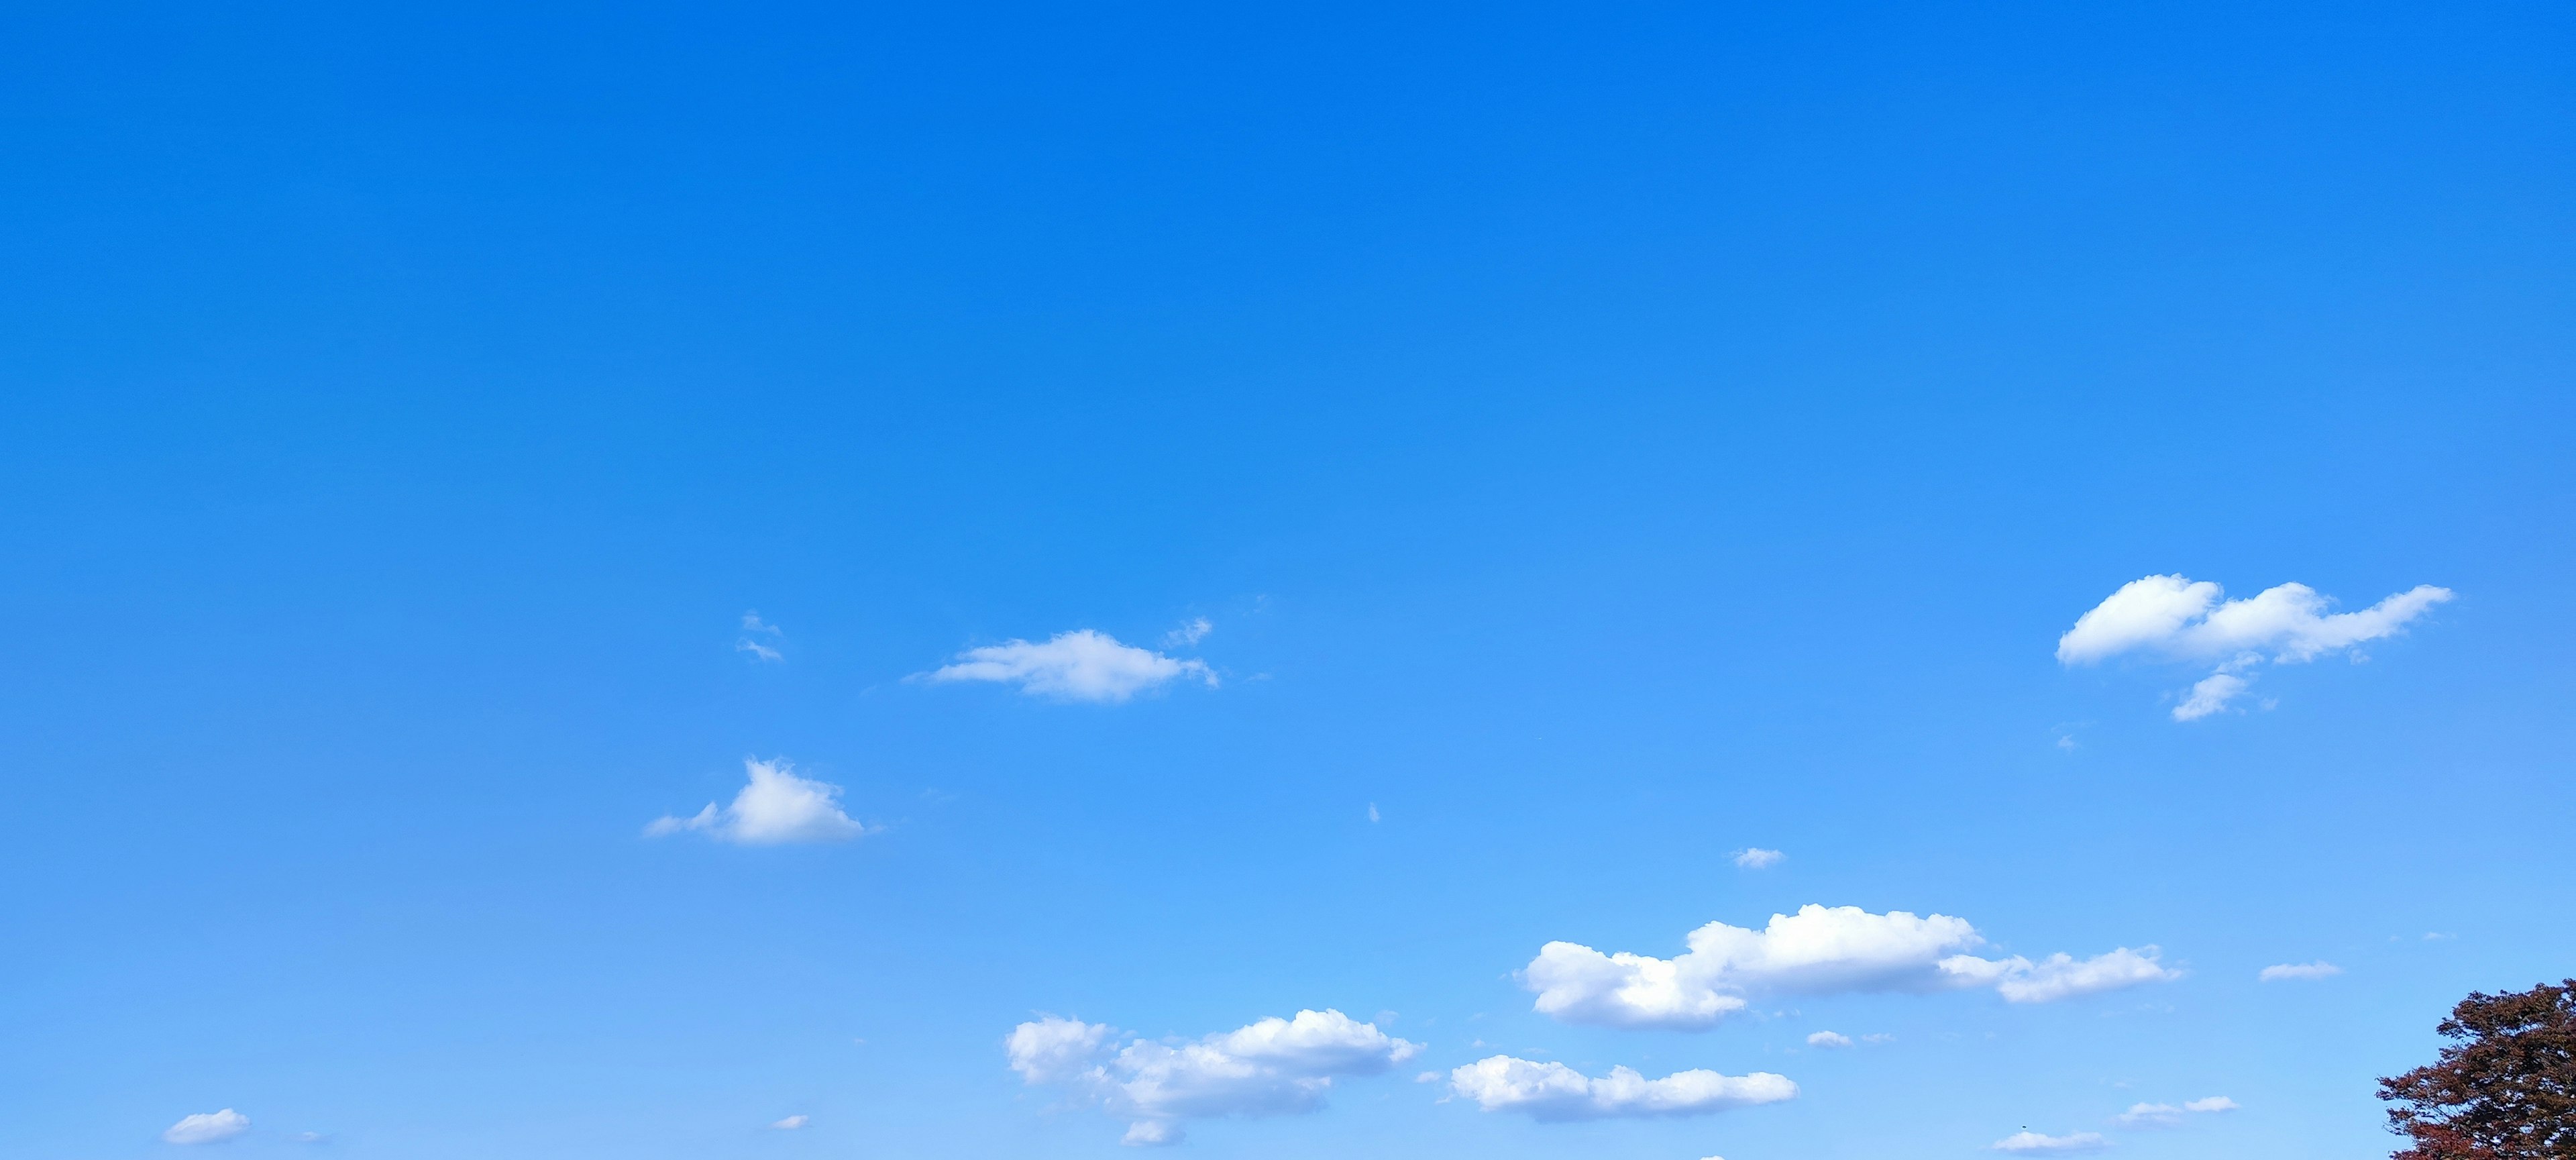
left=2115, top=1096, right=2237, bottom=1128
left=1733, top=848, right=1784, bottom=869
left=1994, top=1130, right=2110, bottom=1153
left=163, top=1110, right=251, bottom=1145
left=1008, top=1010, right=1419, bottom=1146
left=2058, top=575, right=2452, bottom=722
left=738, top=611, right=785, bottom=662
left=2171, top=671, right=2251, bottom=721
left=646, top=757, right=868, bottom=845
left=924, top=630, right=1215, bottom=702
left=1446, top=1056, right=1796, bottom=1122
left=1523, top=905, right=2179, bottom=1031
left=1806, top=1031, right=1853, bottom=1049
left=769, top=1115, right=808, bottom=1130
left=1164, top=618, right=1213, bottom=647
left=2259, top=961, right=2342, bottom=982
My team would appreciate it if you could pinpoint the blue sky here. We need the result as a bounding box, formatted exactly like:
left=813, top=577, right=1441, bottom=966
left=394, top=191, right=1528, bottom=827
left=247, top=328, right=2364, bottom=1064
left=2, top=2, right=2571, bottom=1157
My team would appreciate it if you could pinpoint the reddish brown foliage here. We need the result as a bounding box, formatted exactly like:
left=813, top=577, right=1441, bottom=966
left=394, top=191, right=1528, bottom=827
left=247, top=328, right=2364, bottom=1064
left=2379, top=979, right=2576, bottom=1159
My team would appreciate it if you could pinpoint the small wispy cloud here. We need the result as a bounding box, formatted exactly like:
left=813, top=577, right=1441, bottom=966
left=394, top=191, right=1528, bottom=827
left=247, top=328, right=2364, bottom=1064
left=738, top=611, right=785, bottom=662
left=163, top=1110, right=251, bottom=1145
left=2114, top=1096, right=2236, bottom=1127
left=647, top=757, right=869, bottom=845
left=769, top=1115, right=809, bottom=1130
left=2058, top=575, right=2452, bottom=721
left=1008, top=1009, right=1418, bottom=1146
left=1993, top=1130, right=2110, bottom=1153
left=1448, top=1056, right=1796, bottom=1121
left=1733, top=848, right=1784, bottom=869
left=922, top=629, right=1215, bottom=702
left=2259, top=961, right=2342, bottom=982
left=1163, top=617, right=1213, bottom=647
left=1806, top=1031, right=1853, bottom=1049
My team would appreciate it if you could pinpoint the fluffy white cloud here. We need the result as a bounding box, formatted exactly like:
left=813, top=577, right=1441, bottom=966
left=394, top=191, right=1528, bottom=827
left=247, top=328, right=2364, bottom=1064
left=925, top=630, right=1215, bottom=702
left=1994, top=1130, right=2110, bottom=1153
left=2114, top=1096, right=2237, bottom=1127
left=2057, top=575, right=2452, bottom=722
left=1807, top=1031, right=1853, bottom=1049
left=1523, top=905, right=2178, bottom=1030
left=1008, top=1010, right=1419, bottom=1146
left=163, top=1110, right=251, bottom=1145
left=646, top=757, right=868, bottom=845
left=1733, top=848, right=1784, bottom=869
left=1446, top=1056, right=1795, bottom=1121
left=2259, top=961, right=2342, bottom=982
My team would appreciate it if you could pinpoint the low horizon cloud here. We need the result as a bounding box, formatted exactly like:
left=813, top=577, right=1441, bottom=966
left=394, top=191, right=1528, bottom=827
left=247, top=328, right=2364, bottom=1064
left=163, top=1110, right=251, bottom=1145
left=2259, top=961, right=2343, bottom=982
left=646, top=757, right=869, bottom=845
left=1994, top=1129, right=2110, bottom=1153
left=2115, top=1096, right=2237, bottom=1127
left=923, top=629, right=1214, bottom=702
left=1008, top=1008, right=1418, bottom=1146
left=2057, top=574, right=2452, bottom=721
left=1523, top=904, right=2180, bottom=1031
left=1446, top=1055, right=1796, bottom=1121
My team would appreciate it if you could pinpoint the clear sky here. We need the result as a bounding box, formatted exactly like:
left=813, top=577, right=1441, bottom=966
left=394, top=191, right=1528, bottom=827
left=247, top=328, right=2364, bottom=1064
left=2, top=3, right=2570, bottom=1158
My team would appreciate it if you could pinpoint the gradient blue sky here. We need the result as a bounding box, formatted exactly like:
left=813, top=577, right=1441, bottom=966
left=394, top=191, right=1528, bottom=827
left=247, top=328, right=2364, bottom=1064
left=3, top=3, right=2571, bottom=1158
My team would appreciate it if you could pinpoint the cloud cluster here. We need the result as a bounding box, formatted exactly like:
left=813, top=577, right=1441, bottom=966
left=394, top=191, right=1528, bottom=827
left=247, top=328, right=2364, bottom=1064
left=1446, top=1056, right=1795, bottom=1121
left=1007, top=1010, right=1419, bottom=1146
left=164, top=1110, right=251, bottom=1145
left=2259, top=961, right=2342, bottom=982
left=647, top=758, right=869, bottom=845
left=1993, top=1130, right=2110, bottom=1153
left=2057, top=575, right=2452, bottom=721
left=925, top=630, right=1215, bottom=702
left=2115, top=1096, right=2237, bottom=1127
left=1523, top=905, right=2178, bottom=1030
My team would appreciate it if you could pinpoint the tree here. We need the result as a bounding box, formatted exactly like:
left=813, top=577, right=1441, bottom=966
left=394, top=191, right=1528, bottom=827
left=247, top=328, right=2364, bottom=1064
left=2379, top=978, right=2576, bottom=1159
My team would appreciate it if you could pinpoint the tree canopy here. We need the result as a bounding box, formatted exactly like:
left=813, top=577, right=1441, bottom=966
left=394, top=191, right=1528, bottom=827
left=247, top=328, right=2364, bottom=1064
left=2380, top=979, right=2576, bottom=1159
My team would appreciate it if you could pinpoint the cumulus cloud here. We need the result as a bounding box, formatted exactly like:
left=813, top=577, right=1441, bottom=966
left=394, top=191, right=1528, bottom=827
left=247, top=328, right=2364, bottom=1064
left=1733, top=848, right=1784, bottom=869
left=1523, top=905, right=2178, bottom=1031
left=163, top=1110, right=251, bottom=1145
left=2259, top=961, right=2342, bottom=982
left=2114, top=1096, right=2237, bottom=1127
left=1447, top=1055, right=1795, bottom=1122
left=646, top=757, right=868, bottom=845
left=2057, top=575, right=2452, bottom=721
left=1007, top=1009, right=1419, bottom=1146
left=1994, top=1130, right=2110, bottom=1153
left=1806, top=1031, right=1853, bottom=1048
left=924, top=630, right=1215, bottom=702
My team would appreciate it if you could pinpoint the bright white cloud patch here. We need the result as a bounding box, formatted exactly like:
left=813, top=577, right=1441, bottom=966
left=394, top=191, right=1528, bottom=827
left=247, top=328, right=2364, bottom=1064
left=1994, top=1130, right=2110, bottom=1153
left=1523, top=904, right=2178, bottom=1030
left=2115, top=1096, right=2237, bottom=1127
left=2057, top=575, right=2452, bottom=721
left=1733, top=848, right=1784, bottom=869
left=1446, top=1055, right=1796, bottom=1121
left=2259, top=961, right=2343, bottom=982
left=163, top=1110, right=251, bottom=1145
left=1806, top=1031, right=1853, bottom=1048
left=925, top=630, right=1215, bottom=702
left=646, top=757, right=868, bottom=845
left=1007, top=1009, right=1419, bottom=1147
